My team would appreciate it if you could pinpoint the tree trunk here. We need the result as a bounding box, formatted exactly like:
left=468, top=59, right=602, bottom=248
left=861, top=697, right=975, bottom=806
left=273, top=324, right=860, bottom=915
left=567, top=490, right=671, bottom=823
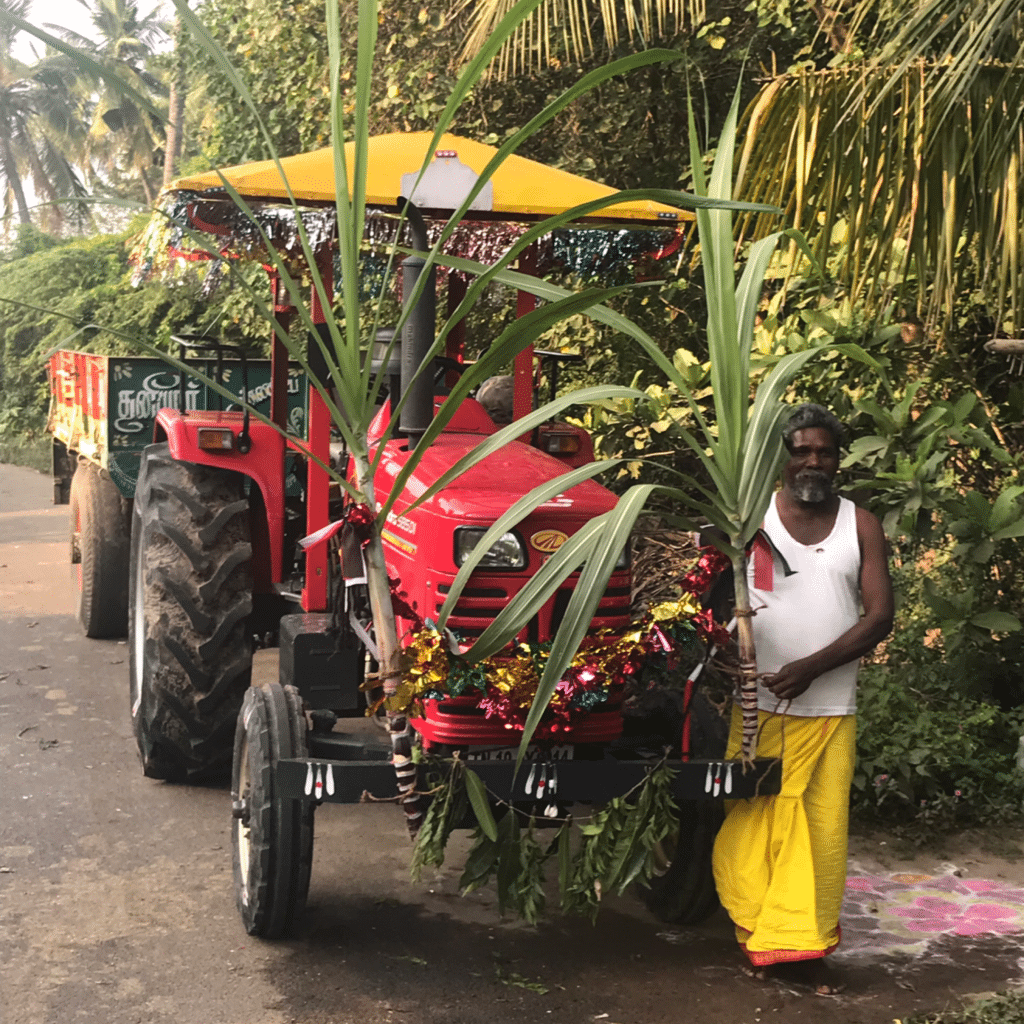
left=163, top=14, right=187, bottom=186
left=0, top=138, right=32, bottom=226
left=731, top=551, right=759, bottom=763
left=139, top=165, right=155, bottom=205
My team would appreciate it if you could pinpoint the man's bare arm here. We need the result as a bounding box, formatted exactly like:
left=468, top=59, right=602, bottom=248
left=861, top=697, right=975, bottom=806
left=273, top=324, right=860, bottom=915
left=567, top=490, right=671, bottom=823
left=764, top=507, right=894, bottom=702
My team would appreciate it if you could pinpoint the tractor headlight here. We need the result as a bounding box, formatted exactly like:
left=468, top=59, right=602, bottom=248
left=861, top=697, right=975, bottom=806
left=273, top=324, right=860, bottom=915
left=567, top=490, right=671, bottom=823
left=454, top=527, right=527, bottom=570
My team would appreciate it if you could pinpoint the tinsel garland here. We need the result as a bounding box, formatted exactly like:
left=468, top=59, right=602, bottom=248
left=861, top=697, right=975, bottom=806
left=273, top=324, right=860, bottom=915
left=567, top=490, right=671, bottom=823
left=386, top=595, right=703, bottom=737
left=381, top=545, right=732, bottom=736
left=679, top=545, right=732, bottom=648
left=129, top=191, right=683, bottom=294
left=128, top=191, right=346, bottom=289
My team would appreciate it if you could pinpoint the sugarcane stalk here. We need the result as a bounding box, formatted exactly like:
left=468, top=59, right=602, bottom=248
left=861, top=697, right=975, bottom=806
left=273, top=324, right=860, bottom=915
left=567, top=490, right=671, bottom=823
left=731, top=549, right=759, bottom=765
left=354, top=457, right=426, bottom=837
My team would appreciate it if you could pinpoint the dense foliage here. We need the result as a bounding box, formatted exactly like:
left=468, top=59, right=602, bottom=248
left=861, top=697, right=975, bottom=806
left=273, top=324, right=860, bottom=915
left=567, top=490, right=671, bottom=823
left=0, top=221, right=256, bottom=451
left=191, top=0, right=758, bottom=188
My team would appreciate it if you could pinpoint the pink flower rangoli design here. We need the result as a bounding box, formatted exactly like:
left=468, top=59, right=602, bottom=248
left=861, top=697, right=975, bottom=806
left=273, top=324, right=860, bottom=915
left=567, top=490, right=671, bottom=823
left=838, top=871, right=1024, bottom=960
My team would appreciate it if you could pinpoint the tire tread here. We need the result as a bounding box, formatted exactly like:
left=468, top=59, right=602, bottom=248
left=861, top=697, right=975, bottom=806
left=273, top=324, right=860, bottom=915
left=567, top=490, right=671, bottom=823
left=72, top=463, right=130, bottom=639
left=129, top=443, right=253, bottom=782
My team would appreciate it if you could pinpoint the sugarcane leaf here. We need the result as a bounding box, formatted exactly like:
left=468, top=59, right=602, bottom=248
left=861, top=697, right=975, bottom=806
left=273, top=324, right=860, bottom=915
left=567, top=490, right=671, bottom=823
left=401, top=386, right=640, bottom=516
left=464, top=769, right=498, bottom=842
left=463, top=519, right=603, bottom=662
left=515, top=485, right=655, bottom=770
left=436, top=460, right=622, bottom=628
left=736, top=232, right=784, bottom=376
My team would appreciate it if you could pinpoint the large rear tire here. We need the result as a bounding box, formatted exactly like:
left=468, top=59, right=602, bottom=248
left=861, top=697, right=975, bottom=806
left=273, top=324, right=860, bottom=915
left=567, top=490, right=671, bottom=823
left=232, top=682, right=314, bottom=938
left=129, top=443, right=253, bottom=782
left=70, top=462, right=130, bottom=639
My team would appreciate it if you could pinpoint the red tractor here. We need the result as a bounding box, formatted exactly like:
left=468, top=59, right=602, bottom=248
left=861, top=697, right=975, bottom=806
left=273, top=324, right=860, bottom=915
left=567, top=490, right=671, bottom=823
left=125, top=133, right=779, bottom=938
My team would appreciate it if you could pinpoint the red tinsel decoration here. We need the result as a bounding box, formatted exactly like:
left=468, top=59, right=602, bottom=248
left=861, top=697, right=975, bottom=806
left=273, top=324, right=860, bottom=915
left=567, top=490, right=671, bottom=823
left=692, top=608, right=732, bottom=648
left=346, top=503, right=375, bottom=542
left=680, top=546, right=731, bottom=596
left=476, top=667, right=608, bottom=737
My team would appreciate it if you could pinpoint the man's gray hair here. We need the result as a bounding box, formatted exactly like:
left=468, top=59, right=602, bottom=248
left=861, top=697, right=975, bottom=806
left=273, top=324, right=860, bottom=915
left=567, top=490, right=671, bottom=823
left=781, top=403, right=847, bottom=452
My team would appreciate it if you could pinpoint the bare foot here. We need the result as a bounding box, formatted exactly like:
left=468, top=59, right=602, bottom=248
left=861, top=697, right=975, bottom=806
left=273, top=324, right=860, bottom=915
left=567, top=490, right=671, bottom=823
left=742, top=959, right=846, bottom=996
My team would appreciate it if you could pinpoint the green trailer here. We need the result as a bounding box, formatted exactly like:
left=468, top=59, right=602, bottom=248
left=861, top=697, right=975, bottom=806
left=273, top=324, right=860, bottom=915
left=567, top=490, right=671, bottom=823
left=47, top=348, right=308, bottom=637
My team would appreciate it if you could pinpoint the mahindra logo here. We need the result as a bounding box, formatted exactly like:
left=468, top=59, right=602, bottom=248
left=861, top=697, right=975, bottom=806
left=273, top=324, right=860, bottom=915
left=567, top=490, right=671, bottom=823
left=530, top=529, right=568, bottom=553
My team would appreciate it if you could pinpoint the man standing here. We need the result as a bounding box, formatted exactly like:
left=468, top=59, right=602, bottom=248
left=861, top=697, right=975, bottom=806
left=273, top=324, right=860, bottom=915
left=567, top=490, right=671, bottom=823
left=711, top=403, right=894, bottom=993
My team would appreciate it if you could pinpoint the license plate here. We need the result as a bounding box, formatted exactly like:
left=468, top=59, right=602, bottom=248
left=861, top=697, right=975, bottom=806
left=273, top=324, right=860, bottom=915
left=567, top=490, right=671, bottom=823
left=465, top=744, right=574, bottom=761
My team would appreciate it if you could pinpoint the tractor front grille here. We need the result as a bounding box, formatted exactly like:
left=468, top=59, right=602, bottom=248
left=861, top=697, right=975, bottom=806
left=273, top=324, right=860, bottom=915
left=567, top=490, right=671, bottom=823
left=435, top=583, right=509, bottom=638
left=435, top=576, right=631, bottom=643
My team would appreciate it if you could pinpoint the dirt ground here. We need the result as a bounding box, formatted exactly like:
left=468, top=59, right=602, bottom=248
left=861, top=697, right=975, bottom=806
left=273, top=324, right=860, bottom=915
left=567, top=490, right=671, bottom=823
left=4, top=458, right=1024, bottom=1024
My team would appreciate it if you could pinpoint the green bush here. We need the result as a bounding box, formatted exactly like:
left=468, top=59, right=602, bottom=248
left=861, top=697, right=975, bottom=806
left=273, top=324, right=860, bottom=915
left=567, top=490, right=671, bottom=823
left=0, top=428, right=49, bottom=471
left=0, top=226, right=271, bottom=462
left=853, top=564, right=1024, bottom=833
left=855, top=662, right=1024, bottom=832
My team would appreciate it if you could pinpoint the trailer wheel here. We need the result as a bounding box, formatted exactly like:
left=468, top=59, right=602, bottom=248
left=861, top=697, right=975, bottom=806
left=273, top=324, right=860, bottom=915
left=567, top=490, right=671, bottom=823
left=638, top=691, right=726, bottom=925
left=232, top=682, right=314, bottom=938
left=70, top=462, right=130, bottom=639
left=129, top=443, right=253, bottom=782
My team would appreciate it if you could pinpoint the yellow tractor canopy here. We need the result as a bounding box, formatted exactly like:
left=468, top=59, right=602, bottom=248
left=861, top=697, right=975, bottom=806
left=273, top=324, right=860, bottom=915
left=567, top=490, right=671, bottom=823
left=167, top=131, right=690, bottom=226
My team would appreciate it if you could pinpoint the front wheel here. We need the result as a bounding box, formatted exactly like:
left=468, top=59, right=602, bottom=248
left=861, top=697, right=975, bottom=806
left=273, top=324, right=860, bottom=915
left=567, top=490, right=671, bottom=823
left=129, top=443, right=253, bottom=782
left=641, top=800, right=723, bottom=925
left=233, top=683, right=314, bottom=938
left=637, top=690, right=727, bottom=925
left=70, top=462, right=130, bottom=639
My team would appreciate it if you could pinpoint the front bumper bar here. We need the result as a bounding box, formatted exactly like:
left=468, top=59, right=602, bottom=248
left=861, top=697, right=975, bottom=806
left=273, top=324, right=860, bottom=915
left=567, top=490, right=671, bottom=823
left=275, top=755, right=781, bottom=805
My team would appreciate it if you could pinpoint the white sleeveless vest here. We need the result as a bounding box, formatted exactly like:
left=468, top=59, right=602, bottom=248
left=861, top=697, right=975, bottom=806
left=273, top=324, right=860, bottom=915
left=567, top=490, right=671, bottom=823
left=746, top=493, right=862, bottom=716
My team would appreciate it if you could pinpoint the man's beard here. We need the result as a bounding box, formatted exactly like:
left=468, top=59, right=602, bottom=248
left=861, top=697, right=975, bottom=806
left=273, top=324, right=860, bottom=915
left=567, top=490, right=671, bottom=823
left=792, top=470, right=832, bottom=504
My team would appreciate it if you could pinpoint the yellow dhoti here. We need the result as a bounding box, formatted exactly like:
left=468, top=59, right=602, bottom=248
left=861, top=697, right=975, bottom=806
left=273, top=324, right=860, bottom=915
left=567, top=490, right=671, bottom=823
left=711, top=706, right=856, bottom=966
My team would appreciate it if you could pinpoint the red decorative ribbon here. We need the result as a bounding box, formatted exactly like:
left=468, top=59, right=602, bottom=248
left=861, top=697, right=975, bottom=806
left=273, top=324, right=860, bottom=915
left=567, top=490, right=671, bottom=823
left=750, top=532, right=774, bottom=592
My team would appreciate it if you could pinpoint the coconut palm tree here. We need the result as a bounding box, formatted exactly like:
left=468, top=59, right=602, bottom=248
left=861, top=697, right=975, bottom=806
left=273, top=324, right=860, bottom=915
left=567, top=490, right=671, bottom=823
left=458, top=0, right=705, bottom=77
left=456, top=0, right=882, bottom=78
left=0, top=0, right=89, bottom=232
left=735, top=0, right=1024, bottom=334
left=48, top=0, right=168, bottom=204
left=162, top=6, right=186, bottom=185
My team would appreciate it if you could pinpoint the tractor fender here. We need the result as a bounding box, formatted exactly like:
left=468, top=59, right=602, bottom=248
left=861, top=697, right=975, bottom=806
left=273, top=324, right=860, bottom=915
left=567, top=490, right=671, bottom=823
left=154, top=408, right=287, bottom=583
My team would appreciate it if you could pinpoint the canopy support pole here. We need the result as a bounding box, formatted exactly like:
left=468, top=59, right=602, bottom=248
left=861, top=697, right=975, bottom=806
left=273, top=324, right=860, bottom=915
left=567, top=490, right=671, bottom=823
left=302, top=247, right=333, bottom=612
left=513, top=243, right=538, bottom=424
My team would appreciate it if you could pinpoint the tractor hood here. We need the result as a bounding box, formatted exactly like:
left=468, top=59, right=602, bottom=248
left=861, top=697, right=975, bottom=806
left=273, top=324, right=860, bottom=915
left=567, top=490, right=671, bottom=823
left=375, top=432, right=617, bottom=523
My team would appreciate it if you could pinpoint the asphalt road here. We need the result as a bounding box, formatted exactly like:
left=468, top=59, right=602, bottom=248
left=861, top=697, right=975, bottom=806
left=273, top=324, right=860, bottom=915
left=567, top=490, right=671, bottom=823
left=2, top=459, right=1023, bottom=1024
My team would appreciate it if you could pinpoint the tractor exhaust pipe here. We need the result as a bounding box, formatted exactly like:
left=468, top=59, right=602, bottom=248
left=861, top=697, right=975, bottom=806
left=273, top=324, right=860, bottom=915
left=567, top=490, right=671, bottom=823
left=396, top=197, right=435, bottom=450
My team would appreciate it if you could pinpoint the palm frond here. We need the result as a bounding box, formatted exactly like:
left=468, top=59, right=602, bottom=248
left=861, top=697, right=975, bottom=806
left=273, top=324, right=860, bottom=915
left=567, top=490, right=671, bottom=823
left=737, top=58, right=1024, bottom=330
left=457, top=0, right=705, bottom=79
